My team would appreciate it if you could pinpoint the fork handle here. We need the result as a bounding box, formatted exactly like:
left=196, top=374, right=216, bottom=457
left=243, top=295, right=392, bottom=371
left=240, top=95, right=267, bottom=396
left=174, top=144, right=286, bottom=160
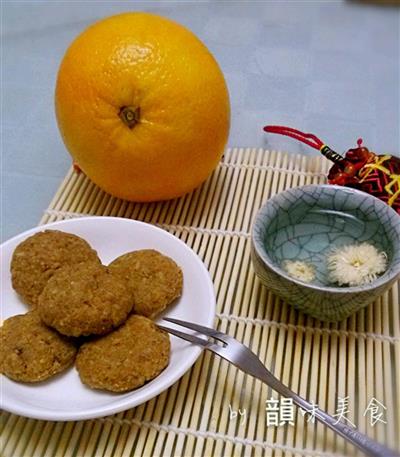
left=256, top=370, right=399, bottom=457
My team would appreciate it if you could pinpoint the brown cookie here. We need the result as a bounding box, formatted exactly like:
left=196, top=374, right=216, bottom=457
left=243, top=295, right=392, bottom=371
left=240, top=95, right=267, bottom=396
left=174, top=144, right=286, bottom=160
left=0, top=311, right=77, bottom=383
left=11, top=230, right=100, bottom=306
left=109, top=249, right=183, bottom=318
left=38, top=262, right=133, bottom=337
left=76, top=315, right=170, bottom=392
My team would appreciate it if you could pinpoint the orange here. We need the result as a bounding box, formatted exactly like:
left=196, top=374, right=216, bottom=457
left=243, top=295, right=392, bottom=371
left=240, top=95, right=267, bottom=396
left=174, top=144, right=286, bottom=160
left=55, top=12, right=230, bottom=202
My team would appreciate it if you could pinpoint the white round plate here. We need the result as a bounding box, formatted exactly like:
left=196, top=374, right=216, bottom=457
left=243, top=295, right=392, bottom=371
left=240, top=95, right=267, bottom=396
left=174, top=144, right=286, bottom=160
left=0, top=217, right=216, bottom=421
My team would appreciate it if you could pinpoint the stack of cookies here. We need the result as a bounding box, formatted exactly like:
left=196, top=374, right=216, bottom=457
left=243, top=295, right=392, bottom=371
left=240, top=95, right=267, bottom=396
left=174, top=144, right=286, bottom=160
left=1, top=229, right=183, bottom=392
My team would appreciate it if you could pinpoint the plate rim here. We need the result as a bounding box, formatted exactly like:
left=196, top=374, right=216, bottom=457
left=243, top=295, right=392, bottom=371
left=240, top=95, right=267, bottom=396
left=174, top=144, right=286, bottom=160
left=0, top=216, right=216, bottom=421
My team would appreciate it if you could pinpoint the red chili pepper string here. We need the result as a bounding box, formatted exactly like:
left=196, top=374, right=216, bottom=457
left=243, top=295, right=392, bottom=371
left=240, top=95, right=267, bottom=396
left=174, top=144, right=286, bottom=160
left=263, top=125, right=325, bottom=150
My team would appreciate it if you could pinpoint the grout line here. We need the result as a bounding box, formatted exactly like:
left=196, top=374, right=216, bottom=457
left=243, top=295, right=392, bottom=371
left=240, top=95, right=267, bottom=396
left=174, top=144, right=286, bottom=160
left=96, top=417, right=342, bottom=457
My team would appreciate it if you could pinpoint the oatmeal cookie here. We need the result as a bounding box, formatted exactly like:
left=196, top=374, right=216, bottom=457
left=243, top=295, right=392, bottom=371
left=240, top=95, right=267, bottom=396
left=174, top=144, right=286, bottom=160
left=109, top=250, right=183, bottom=318
left=38, top=262, right=133, bottom=337
left=11, top=230, right=100, bottom=306
left=76, top=315, right=170, bottom=392
left=0, top=311, right=77, bottom=382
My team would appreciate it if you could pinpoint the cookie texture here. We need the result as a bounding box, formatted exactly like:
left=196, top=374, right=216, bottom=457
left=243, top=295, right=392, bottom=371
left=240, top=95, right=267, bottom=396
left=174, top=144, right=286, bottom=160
left=76, top=315, right=170, bottom=392
left=0, top=311, right=77, bottom=382
left=109, top=249, right=183, bottom=318
left=38, top=262, right=133, bottom=337
left=11, top=230, right=100, bottom=306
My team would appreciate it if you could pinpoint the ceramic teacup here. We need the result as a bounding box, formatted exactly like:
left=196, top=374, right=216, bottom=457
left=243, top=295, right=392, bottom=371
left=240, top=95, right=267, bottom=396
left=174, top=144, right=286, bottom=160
left=251, top=184, right=400, bottom=321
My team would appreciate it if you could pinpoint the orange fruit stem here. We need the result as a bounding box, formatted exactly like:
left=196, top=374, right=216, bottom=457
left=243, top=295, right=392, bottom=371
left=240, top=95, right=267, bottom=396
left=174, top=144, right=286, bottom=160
left=119, top=106, right=140, bottom=129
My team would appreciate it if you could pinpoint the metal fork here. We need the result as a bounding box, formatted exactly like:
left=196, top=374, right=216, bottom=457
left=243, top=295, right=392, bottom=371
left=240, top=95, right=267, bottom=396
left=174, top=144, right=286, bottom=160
left=159, top=317, right=399, bottom=457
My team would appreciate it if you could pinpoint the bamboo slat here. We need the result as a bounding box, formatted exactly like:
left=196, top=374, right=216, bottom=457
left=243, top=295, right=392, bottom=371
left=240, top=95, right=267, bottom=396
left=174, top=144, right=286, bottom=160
left=1, top=149, right=399, bottom=457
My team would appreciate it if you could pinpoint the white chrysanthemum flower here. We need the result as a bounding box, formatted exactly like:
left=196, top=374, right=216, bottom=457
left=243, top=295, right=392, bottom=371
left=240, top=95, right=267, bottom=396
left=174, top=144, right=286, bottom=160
left=283, top=260, right=316, bottom=283
left=327, top=242, right=387, bottom=287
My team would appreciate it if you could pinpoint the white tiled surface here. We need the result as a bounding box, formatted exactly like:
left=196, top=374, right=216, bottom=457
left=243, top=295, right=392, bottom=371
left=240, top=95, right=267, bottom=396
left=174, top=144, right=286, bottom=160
left=2, top=1, right=399, bottom=241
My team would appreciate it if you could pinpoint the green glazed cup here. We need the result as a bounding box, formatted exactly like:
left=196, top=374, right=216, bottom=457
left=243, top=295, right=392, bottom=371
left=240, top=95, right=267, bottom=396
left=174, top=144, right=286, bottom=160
left=251, top=185, right=400, bottom=321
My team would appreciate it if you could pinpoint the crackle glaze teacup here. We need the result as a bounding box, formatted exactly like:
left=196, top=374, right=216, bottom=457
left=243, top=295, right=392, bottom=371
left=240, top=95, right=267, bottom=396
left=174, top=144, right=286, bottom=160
left=251, top=185, right=400, bottom=321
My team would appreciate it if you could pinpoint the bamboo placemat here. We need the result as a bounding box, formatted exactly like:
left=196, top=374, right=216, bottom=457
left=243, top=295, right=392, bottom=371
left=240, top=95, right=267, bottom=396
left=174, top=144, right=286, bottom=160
left=1, top=148, right=399, bottom=457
